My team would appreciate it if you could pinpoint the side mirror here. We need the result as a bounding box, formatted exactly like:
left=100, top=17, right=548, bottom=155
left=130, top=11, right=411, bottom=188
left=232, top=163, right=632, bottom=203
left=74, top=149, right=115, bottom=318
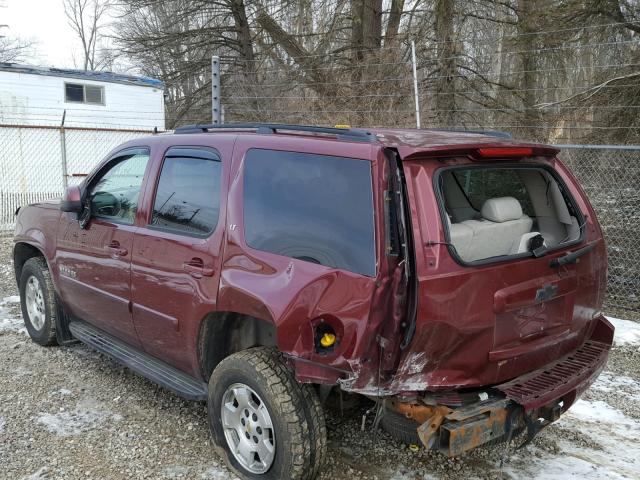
left=60, top=185, right=83, bottom=213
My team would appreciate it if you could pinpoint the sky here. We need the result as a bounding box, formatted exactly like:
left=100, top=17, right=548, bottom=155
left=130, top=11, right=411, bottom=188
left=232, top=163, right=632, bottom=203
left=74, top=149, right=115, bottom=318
left=2, top=0, right=85, bottom=68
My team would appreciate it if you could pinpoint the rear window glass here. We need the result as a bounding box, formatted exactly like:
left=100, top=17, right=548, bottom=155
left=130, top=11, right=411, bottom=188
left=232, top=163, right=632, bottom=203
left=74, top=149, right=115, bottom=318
left=452, top=168, right=534, bottom=216
left=439, top=165, right=582, bottom=264
left=243, top=149, right=376, bottom=277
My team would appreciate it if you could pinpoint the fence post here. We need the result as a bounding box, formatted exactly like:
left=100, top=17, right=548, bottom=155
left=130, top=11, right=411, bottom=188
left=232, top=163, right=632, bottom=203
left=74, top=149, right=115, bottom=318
left=211, top=55, right=221, bottom=125
left=60, top=110, right=68, bottom=189
left=411, top=40, right=421, bottom=129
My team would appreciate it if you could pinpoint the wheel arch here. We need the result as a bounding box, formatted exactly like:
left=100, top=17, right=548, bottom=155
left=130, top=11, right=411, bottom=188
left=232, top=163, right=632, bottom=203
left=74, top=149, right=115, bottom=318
left=197, top=311, right=277, bottom=380
left=13, top=242, right=48, bottom=284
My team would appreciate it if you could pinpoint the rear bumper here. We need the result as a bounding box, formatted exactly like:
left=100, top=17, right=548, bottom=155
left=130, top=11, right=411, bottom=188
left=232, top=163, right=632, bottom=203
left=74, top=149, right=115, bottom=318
left=494, top=315, right=613, bottom=411
left=407, top=316, right=614, bottom=456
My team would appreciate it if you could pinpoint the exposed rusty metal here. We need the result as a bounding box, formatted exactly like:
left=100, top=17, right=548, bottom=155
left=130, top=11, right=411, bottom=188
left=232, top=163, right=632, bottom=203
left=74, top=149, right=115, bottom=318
left=386, top=398, right=439, bottom=424
left=417, top=407, right=451, bottom=448
left=388, top=397, right=523, bottom=457
left=441, top=403, right=510, bottom=457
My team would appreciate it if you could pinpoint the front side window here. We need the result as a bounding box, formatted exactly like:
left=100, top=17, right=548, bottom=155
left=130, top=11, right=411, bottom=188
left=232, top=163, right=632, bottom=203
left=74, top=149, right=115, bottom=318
left=89, top=150, right=149, bottom=224
left=243, top=149, right=376, bottom=277
left=65, top=83, right=105, bottom=105
left=151, top=147, right=221, bottom=235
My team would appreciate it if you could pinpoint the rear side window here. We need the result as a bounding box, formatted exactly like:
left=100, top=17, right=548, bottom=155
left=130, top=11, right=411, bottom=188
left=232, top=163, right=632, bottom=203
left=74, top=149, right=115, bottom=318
left=243, top=149, right=376, bottom=277
left=151, top=147, right=221, bottom=235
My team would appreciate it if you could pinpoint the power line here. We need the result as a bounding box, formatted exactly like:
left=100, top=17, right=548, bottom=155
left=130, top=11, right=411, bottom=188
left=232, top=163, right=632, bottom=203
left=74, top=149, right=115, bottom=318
left=222, top=39, right=640, bottom=75
left=227, top=21, right=640, bottom=63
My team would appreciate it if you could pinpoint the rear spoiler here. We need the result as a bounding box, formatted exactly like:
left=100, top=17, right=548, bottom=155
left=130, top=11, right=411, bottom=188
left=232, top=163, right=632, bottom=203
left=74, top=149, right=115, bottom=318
left=397, top=143, right=560, bottom=161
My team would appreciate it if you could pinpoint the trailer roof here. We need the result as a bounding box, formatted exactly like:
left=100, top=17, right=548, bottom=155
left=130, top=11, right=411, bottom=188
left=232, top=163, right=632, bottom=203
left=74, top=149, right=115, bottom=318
left=0, top=63, right=164, bottom=89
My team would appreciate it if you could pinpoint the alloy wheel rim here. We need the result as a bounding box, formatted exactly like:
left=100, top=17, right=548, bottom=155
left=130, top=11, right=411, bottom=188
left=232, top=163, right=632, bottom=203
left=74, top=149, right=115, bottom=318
left=25, top=276, right=46, bottom=331
left=220, top=383, right=276, bottom=474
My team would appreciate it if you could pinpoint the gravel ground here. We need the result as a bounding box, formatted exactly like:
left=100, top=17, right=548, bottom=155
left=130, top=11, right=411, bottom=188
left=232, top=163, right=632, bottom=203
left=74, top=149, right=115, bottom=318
left=1, top=232, right=639, bottom=480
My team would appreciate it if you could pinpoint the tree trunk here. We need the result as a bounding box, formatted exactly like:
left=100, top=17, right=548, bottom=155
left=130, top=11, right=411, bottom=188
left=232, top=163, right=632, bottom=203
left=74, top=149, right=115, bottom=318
left=385, top=0, right=404, bottom=47
left=434, top=0, right=456, bottom=127
left=229, top=0, right=255, bottom=65
left=351, top=0, right=383, bottom=57
left=517, top=0, right=542, bottom=139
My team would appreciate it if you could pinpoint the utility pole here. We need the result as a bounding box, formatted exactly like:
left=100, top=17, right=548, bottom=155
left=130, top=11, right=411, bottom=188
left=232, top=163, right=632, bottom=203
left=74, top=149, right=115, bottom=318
left=411, top=41, right=421, bottom=129
left=60, top=110, right=68, bottom=189
left=211, top=55, right=221, bottom=124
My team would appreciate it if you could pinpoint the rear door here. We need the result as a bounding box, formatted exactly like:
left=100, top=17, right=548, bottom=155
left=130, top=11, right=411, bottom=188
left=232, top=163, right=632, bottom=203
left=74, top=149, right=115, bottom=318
left=130, top=146, right=227, bottom=374
left=55, top=148, right=150, bottom=346
left=390, top=156, right=606, bottom=390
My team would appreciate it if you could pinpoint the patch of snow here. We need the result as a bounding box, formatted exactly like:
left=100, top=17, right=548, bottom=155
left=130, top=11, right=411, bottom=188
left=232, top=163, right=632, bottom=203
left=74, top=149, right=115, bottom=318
left=20, top=467, right=50, bottom=480
left=0, top=295, right=25, bottom=334
left=200, top=466, right=235, bottom=480
left=162, top=466, right=190, bottom=479
left=607, top=316, right=640, bottom=346
left=503, top=399, right=640, bottom=479
left=163, top=465, right=233, bottom=480
left=390, top=468, right=438, bottom=480
left=36, top=405, right=122, bottom=437
left=591, top=372, right=640, bottom=401
left=0, top=316, right=26, bottom=333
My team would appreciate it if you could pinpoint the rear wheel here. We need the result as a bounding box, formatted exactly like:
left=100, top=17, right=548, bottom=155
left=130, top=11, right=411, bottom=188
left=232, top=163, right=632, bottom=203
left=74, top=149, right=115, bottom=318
left=380, top=408, right=421, bottom=445
left=19, top=257, right=58, bottom=346
left=208, top=347, right=326, bottom=479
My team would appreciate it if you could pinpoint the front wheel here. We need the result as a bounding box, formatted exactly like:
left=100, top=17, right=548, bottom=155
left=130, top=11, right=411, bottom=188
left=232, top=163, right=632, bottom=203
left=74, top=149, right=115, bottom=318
left=19, top=257, right=58, bottom=346
left=208, top=347, right=326, bottom=479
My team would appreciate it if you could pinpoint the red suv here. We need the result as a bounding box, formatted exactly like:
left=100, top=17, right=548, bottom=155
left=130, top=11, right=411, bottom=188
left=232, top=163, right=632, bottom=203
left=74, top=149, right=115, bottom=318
left=13, top=124, right=613, bottom=479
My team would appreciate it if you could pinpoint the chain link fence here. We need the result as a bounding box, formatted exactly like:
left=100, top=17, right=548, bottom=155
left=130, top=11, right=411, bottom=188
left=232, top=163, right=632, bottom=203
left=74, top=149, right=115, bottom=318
left=0, top=125, right=155, bottom=230
left=0, top=125, right=637, bottom=320
left=559, top=146, right=640, bottom=320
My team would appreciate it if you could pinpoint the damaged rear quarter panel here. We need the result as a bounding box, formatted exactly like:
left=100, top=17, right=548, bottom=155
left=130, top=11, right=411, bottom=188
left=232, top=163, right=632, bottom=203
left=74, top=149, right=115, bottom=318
left=216, top=136, right=394, bottom=384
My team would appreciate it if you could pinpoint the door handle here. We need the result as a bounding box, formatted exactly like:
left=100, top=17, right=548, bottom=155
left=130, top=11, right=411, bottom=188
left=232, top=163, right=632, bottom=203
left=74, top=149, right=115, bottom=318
left=106, top=241, right=128, bottom=257
left=183, top=258, right=215, bottom=278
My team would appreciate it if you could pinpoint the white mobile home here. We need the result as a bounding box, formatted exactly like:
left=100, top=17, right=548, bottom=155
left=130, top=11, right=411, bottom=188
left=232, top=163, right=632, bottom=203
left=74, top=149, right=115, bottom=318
left=0, top=64, right=165, bottom=130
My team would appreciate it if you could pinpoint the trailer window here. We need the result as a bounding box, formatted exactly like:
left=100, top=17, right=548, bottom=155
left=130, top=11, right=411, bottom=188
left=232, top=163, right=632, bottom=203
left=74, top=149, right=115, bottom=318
left=65, top=83, right=105, bottom=105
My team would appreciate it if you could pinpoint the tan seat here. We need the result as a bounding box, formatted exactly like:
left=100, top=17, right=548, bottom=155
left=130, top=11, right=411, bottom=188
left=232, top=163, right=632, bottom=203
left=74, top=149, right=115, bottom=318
left=447, top=215, right=474, bottom=260
left=451, top=197, right=532, bottom=262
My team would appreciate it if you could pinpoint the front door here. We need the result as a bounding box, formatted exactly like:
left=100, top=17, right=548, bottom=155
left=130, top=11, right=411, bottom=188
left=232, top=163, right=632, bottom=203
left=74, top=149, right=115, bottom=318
left=131, top=146, right=226, bottom=374
left=56, top=148, right=150, bottom=346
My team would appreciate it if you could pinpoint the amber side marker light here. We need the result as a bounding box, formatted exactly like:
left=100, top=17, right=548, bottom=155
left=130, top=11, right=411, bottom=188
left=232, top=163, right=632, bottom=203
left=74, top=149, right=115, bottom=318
left=320, top=332, right=337, bottom=348
left=477, top=147, right=534, bottom=158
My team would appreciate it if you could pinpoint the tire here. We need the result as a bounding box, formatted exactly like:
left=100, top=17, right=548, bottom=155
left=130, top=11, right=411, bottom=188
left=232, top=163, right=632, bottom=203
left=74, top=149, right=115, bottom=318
left=19, top=257, right=58, bottom=346
left=380, top=408, right=421, bottom=445
left=208, top=347, right=326, bottom=480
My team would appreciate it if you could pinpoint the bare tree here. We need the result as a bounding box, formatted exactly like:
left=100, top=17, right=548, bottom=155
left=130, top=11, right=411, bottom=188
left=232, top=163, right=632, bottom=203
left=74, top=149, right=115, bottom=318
left=0, top=36, right=36, bottom=62
left=0, top=1, right=37, bottom=63
left=64, top=0, right=110, bottom=70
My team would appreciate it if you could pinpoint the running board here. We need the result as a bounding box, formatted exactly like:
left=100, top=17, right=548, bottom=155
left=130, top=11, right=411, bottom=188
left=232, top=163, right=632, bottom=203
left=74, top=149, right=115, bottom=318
left=68, top=321, right=208, bottom=401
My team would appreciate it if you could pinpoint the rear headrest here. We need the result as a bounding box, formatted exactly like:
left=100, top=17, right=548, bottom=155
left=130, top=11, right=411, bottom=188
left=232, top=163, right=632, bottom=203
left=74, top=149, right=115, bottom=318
left=481, top=197, right=523, bottom=223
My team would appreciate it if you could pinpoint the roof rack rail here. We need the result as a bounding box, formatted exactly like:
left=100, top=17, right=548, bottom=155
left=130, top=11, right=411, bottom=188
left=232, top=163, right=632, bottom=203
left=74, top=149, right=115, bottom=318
left=173, top=122, right=377, bottom=142
left=429, top=128, right=512, bottom=139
